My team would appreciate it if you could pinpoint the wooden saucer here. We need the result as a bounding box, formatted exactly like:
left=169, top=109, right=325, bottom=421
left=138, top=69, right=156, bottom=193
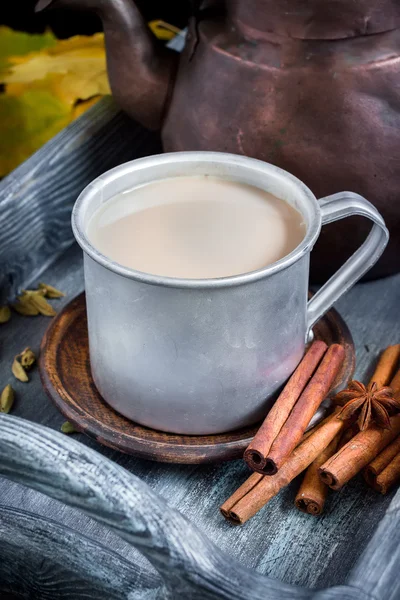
left=40, top=293, right=355, bottom=464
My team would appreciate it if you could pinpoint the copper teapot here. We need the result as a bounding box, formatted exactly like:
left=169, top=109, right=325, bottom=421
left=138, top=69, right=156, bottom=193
left=36, top=0, right=400, bottom=281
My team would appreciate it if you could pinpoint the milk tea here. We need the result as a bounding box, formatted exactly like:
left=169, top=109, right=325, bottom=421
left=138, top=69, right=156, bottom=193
left=87, top=175, right=306, bottom=279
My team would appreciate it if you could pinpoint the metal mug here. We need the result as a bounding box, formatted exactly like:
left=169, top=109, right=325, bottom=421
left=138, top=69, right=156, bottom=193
left=72, top=152, right=388, bottom=435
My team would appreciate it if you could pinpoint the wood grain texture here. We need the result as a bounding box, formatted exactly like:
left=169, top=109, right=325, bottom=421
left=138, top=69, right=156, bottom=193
left=0, top=505, right=161, bottom=599
left=39, top=293, right=355, bottom=464
left=0, top=412, right=395, bottom=600
left=0, top=96, right=161, bottom=304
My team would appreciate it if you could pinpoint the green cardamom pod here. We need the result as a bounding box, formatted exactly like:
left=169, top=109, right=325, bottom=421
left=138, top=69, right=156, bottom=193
left=28, top=293, right=57, bottom=317
left=12, top=294, right=39, bottom=316
left=39, top=283, right=65, bottom=298
left=0, top=306, right=11, bottom=323
left=0, top=384, right=15, bottom=414
left=19, top=347, right=36, bottom=370
left=61, top=421, right=78, bottom=434
left=12, top=357, right=29, bottom=382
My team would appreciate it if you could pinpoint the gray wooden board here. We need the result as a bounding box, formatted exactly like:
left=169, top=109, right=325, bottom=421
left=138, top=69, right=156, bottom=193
left=0, top=242, right=399, bottom=592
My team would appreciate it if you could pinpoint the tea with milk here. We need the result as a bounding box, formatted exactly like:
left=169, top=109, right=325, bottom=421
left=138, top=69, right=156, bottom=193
left=87, top=175, right=306, bottom=279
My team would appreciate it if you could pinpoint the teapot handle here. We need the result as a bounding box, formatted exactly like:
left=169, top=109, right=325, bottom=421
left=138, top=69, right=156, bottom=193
left=307, top=192, right=389, bottom=332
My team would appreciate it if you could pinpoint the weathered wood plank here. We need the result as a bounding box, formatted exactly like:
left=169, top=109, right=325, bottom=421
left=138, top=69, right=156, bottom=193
left=0, top=506, right=161, bottom=599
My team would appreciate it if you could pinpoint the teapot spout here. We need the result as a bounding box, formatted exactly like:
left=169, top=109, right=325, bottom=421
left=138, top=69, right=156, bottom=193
left=35, top=0, right=178, bottom=130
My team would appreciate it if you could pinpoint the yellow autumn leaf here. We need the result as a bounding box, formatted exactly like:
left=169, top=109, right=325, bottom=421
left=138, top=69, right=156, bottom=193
left=0, top=21, right=180, bottom=177
left=0, top=89, right=70, bottom=176
left=148, top=20, right=181, bottom=41
left=0, top=26, right=56, bottom=71
left=2, top=33, right=110, bottom=106
left=71, top=96, right=101, bottom=120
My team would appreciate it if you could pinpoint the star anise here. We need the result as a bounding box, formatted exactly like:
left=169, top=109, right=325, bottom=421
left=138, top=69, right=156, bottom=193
left=333, top=380, right=400, bottom=431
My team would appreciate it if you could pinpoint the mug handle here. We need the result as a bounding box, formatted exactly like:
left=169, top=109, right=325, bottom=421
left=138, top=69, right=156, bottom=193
left=306, top=192, right=389, bottom=332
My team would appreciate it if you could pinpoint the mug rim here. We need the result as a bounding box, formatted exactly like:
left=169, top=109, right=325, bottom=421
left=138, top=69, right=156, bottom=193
left=72, top=151, right=321, bottom=289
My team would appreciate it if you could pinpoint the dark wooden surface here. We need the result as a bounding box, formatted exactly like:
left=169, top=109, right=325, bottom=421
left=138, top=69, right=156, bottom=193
left=1, top=242, right=399, bottom=592
left=39, top=292, right=355, bottom=464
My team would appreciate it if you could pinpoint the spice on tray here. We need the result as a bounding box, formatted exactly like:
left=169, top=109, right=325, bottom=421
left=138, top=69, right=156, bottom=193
left=319, top=352, right=400, bottom=490
left=369, top=344, right=400, bottom=388
left=11, top=347, right=36, bottom=382
left=39, top=282, right=65, bottom=298
left=334, top=381, right=399, bottom=431
left=11, top=283, right=63, bottom=317
left=23, top=290, right=57, bottom=317
left=12, top=357, right=29, bottom=382
left=294, top=432, right=341, bottom=515
left=0, top=384, right=15, bottom=414
left=244, top=340, right=327, bottom=473
left=0, top=306, right=11, bottom=323
left=364, top=435, right=400, bottom=491
left=19, top=347, right=36, bottom=369
left=319, top=414, right=400, bottom=490
left=371, top=451, right=400, bottom=494
left=221, top=411, right=345, bottom=525
left=61, top=421, right=78, bottom=434
left=12, top=293, right=40, bottom=316
left=245, top=343, right=345, bottom=475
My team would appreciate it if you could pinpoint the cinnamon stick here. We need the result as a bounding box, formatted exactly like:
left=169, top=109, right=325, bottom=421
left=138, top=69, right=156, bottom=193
left=259, top=344, right=345, bottom=475
left=294, top=431, right=343, bottom=515
left=373, top=452, right=400, bottom=494
left=221, top=412, right=345, bottom=525
left=244, top=340, right=327, bottom=473
left=319, top=415, right=400, bottom=490
left=363, top=435, right=400, bottom=488
left=370, top=345, right=400, bottom=388
left=390, top=368, right=400, bottom=395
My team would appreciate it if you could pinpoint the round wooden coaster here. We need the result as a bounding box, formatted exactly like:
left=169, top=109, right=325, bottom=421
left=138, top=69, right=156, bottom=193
left=40, top=293, right=355, bottom=464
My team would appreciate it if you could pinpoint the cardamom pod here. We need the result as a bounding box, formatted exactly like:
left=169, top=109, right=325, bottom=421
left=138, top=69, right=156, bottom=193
left=0, top=306, right=11, bottom=323
left=0, top=384, right=15, bottom=413
left=28, top=293, right=56, bottom=317
left=19, top=347, right=36, bottom=370
left=61, top=421, right=78, bottom=434
left=12, top=357, right=28, bottom=382
left=39, top=282, right=65, bottom=298
left=12, top=294, right=39, bottom=316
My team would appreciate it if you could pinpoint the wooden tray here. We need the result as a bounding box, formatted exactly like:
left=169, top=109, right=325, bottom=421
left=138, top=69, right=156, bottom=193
left=39, top=293, right=355, bottom=464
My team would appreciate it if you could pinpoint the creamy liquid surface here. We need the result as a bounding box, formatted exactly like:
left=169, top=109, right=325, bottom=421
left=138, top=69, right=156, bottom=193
left=87, top=176, right=306, bottom=279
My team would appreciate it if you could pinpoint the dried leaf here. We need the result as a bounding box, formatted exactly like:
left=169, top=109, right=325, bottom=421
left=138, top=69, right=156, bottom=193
left=0, top=384, right=15, bottom=413
left=38, top=282, right=65, bottom=298
left=0, top=30, right=108, bottom=176
left=19, top=347, right=36, bottom=370
left=0, top=22, right=173, bottom=176
left=61, top=421, right=78, bottom=434
left=0, top=305, right=11, bottom=323
left=70, top=95, right=100, bottom=120
left=12, top=357, right=28, bottom=382
left=0, top=26, right=56, bottom=71
left=2, top=34, right=111, bottom=106
left=0, top=89, right=71, bottom=176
